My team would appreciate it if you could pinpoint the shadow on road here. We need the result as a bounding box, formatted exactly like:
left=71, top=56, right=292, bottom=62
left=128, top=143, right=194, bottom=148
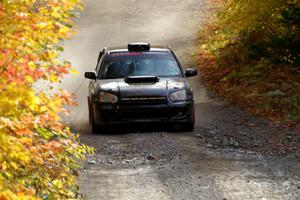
left=89, top=123, right=190, bottom=135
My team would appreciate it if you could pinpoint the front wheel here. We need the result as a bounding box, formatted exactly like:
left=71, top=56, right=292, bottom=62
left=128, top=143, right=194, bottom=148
left=182, top=122, right=194, bottom=132
left=89, top=115, right=99, bottom=134
left=88, top=97, right=99, bottom=134
left=170, top=122, right=194, bottom=132
left=182, top=105, right=195, bottom=132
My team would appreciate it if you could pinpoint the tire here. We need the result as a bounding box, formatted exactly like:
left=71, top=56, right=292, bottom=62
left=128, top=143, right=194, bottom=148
left=88, top=98, right=99, bottom=134
left=170, top=122, right=194, bottom=132
left=89, top=113, right=99, bottom=134
left=182, top=105, right=195, bottom=132
left=182, top=122, right=194, bottom=132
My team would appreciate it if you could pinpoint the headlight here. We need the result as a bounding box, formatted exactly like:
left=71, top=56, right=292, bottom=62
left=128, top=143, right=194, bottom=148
left=169, top=89, right=188, bottom=102
left=99, top=92, right=118, bottom=103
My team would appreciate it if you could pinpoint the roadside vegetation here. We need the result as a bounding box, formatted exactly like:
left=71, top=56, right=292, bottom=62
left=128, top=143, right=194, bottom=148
left=194, top=0, right=300, bottom=129
left=0, top=1, right=92, bottom=199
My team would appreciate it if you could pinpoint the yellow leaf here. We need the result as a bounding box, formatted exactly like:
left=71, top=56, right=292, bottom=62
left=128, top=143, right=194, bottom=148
left=70, top=68, right=78, bottom=75
left=25, top=76, right=34, bottom=83
left=49, top=74, right=59, bottom=82
left=28, top=61, right=35, bottom=70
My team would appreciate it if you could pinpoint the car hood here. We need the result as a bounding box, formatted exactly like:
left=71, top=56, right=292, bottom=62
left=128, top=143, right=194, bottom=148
left=95, top=77, right=189, bottom=97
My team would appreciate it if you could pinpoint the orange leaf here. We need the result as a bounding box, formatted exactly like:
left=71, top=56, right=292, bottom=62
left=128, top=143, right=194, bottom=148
left=15, top=129, right=33, bottom=136
left=0, top=51, right=7, bottom=66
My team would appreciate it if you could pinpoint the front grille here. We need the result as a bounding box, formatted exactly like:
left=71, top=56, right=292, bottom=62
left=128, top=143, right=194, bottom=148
left=120, top=107, right=189, bottom=120
left=121, top=96, right=167, bottom=105
left=121, top=110, right=168, bottom=120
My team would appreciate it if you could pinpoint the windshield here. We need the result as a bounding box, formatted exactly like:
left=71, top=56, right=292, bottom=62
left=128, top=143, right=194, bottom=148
left=99, top=52, right=182, bottom=79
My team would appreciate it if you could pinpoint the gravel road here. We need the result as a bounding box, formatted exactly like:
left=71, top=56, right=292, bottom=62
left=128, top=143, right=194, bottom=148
left=62, top=0, right=300, bottom=199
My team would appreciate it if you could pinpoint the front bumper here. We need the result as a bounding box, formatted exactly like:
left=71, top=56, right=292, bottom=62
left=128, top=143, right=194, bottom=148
left=92, top=100, right=194, bottom=125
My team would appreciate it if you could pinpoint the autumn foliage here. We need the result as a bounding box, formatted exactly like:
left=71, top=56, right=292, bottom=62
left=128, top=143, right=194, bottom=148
left=195, top=0, right=300, bottom=128
left=0, top=0, right=92, bottom=199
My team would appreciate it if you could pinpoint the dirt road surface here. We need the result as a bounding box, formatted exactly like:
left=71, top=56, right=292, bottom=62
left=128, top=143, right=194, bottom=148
left=61, top=0, right=300, bottom=199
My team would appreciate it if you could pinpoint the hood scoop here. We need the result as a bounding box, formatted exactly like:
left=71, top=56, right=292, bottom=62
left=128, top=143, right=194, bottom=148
left=124, top=76, right=159, bottom=83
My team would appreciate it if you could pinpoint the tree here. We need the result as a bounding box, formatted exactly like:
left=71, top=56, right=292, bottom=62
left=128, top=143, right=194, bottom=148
left=195, top=0, right=300, bottom=125
left=0, top=0, right=92, bottom=199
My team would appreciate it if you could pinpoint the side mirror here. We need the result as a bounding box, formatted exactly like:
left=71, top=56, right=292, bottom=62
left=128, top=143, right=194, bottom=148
left=185, top=68, right=198, bottom=77
left=84, top=72, right=96, bottom=80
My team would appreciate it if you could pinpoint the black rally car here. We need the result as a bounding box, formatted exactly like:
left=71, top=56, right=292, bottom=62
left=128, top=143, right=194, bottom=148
left=84, top=43, right=197, bottom=133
